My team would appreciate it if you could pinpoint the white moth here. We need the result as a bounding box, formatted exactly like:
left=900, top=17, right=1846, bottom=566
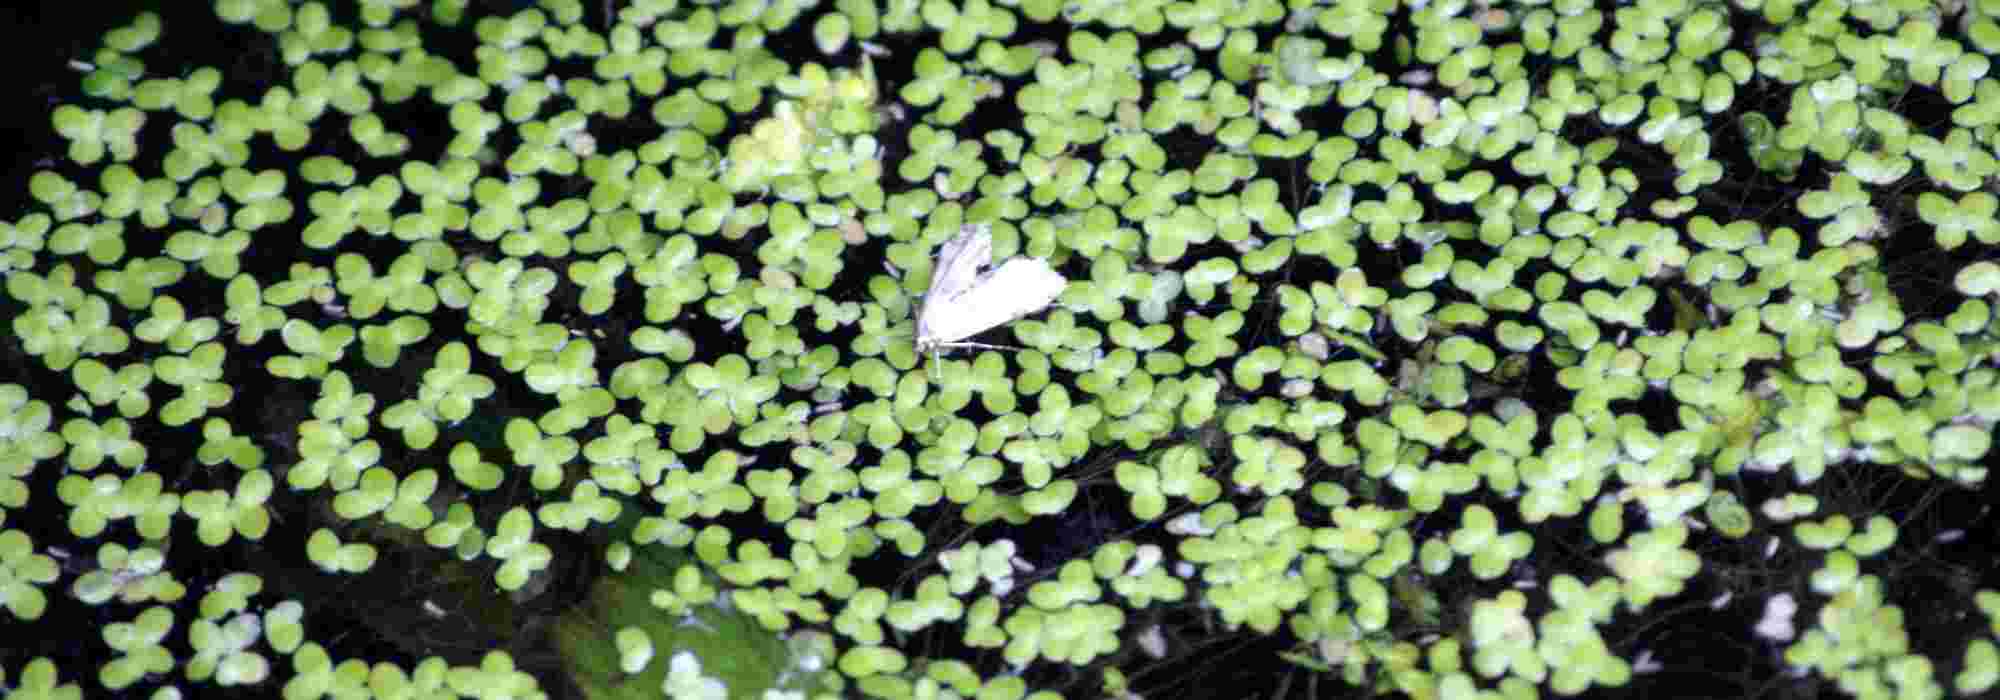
left=915, top=224, right=1068, bottom=362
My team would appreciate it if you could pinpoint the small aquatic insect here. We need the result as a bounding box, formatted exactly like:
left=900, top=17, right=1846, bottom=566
left=915, top=223, right=1068, bottom=365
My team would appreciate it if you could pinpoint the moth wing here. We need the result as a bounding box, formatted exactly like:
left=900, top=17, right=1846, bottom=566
left=918, top=225, right=994, bottom=345
left=925, top=225, right=993, bottom=301
left=918, top=256, right=1067, bottom=346
left=982, top=257, right=1069, bottom=308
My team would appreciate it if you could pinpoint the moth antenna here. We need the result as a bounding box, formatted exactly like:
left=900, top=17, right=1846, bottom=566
left=941, top=341, right=1026, bottom=352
